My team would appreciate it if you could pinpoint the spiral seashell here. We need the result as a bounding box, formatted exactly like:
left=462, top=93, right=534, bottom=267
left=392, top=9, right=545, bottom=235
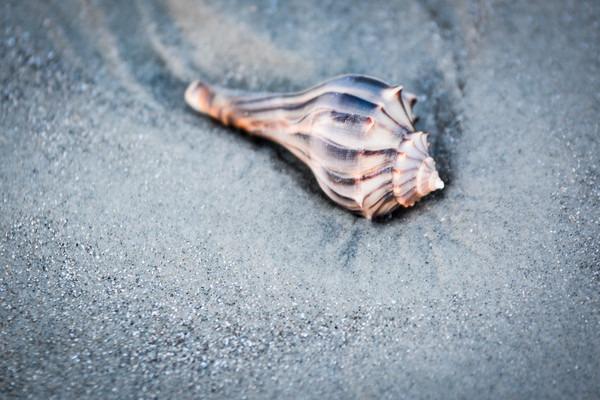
left=185, top=75, right=444, bottom=219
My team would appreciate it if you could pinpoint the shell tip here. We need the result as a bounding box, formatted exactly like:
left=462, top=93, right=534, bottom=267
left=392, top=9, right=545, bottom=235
left=185, top=80, right=213, bottom=114
left=185, top=81, right=202, bottom=110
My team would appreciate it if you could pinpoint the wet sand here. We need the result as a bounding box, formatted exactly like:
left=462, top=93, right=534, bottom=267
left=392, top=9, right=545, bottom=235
left=1, top=0, right=599, bottom=398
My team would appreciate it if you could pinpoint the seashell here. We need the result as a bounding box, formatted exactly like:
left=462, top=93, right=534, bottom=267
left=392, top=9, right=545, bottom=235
left=185, top=74, right=444, bottom=219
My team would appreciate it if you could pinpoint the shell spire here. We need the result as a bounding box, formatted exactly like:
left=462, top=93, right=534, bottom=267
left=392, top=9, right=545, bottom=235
left=393, top=132, right=444, bottom=208
left=185, top=74, right=444, bottom=219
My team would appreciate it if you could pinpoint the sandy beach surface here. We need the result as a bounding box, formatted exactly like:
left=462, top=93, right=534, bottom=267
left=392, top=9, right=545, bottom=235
left=1, top=0, right=599, bottom=398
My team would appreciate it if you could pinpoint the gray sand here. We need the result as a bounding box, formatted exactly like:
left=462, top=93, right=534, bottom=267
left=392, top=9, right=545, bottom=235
left=1, top=0, right=599, bottom=399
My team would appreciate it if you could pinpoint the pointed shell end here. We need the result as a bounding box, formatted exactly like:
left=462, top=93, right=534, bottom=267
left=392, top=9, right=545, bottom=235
left=185, top=80, right=214, bottom=114
left=185, top=81, right=200, bottom=109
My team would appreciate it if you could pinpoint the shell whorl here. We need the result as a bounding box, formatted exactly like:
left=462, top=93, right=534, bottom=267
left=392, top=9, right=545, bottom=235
left=185, top=75, right=444, bottom=219
left=393, top=132, right=444, bottom=208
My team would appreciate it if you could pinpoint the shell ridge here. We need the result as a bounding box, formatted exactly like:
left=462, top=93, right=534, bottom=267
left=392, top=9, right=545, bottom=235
left=230, top=74, right=387, bottom=106
left=396, top=89, right=416, bottom=131
left=361, top=180, right=393, bottom=203
left=304, top=149, right=392, bottom=178
left=379, top=107, right=412, bottom=133
left=365, top=188, right=395, bottom=212
left=315, top=177, right=361, bottom=211
left=322, top=164, right=392, bottom=185
left=230, top=93, right=382, bottom=134
left=397, top=186, right=417, bottom=199
left=314, top=168, right=361, bottom=205
left=393, top=166, right=419, bottom=173
left=234, top=90, right=380, bottom=114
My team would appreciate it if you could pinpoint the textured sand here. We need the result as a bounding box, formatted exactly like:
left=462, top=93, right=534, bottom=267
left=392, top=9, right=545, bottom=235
left=1, top=0, right=599, bottom=399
